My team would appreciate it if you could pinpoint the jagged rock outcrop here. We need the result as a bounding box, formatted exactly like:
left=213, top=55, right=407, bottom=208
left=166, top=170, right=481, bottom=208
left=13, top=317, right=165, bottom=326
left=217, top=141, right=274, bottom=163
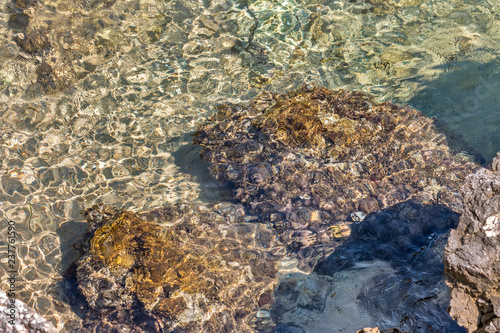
left=445, top=151, right=500, bottom=332
left=75, top=203, right=286, bottom=332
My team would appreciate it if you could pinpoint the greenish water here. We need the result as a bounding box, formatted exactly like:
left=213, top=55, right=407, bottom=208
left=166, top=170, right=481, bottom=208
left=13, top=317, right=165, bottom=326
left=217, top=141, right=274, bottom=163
left=0, top=0, right=498, bottom=330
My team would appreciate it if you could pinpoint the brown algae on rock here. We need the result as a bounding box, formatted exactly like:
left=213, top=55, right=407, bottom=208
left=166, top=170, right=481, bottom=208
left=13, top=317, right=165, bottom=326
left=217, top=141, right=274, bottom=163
left=74, top=86, right=480, bottom=330
left=194, top=85, right=478, bottom=269
left=76, top=203, right=285, bottom=332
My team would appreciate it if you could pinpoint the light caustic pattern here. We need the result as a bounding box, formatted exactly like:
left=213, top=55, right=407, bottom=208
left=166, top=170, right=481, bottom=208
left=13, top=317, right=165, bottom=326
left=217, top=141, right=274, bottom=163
left=0, top=0, right=498, bottom=330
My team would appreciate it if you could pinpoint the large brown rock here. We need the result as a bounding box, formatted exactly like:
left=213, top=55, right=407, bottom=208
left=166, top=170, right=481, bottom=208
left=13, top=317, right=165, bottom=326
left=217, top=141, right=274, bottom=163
left=75, top=203, right=286, bottom=332
left=195, top=85, right=478, bottom=270
left=445, top=151, right=500, bottom=332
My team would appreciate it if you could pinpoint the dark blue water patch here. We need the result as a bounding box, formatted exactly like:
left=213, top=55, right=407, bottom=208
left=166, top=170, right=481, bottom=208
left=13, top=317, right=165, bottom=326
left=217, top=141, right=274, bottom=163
left=316, top=202, right=458, bottom=274
left=54, top=221, right=90, bottom=331
left=172, top=133, right=234, bottom=203
left=409, top=57, right=500, bottom=163
left=272, top=201, right=466, bottom=333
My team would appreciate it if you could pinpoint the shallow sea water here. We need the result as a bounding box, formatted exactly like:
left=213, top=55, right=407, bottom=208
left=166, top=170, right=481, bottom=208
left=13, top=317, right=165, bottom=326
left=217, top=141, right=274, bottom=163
left=0, top=0, right=499, bottom=331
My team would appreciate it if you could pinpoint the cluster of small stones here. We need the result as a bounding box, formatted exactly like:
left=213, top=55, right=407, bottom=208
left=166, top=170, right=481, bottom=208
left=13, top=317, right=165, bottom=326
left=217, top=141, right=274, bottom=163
left=194, top=85, right=478, bottom=270
left=445, top=152, right=500, bottom=333
left=7, top=0, right=123, bottom=93
left=0, top=290, right=58, bottom=333
left=75, top=203, right=286, bottom=332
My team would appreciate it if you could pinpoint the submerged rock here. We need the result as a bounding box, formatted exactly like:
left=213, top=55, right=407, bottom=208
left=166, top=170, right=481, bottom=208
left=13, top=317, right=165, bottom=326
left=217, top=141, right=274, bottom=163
left=273, top=201, right=465, bottom=333
left=194, top=85, right=477, bottom=269
left=445, top=152, right=500, bottom=333
left=75, top=203, right=285, bottom=332
left=7, top=0, right=125, bottom=93
left=72, top=86, right=481, bottom=331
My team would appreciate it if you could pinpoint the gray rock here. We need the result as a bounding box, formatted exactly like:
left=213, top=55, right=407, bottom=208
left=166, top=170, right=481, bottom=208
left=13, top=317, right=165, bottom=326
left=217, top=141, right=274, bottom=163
left=445, top=152, right=500, bottom=333
left=0, top=290, right=58, bottom=333
left=492, top=151, right=500, bottom=174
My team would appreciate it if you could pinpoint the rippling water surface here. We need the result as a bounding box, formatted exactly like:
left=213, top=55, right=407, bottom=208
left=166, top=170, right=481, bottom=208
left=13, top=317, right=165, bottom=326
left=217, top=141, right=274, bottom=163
left=0, top=0, right=499, bottom=330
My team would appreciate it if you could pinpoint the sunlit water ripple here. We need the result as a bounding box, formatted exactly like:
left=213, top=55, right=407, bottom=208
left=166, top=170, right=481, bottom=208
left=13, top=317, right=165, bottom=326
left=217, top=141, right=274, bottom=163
left=0, top=0, right=498, bottom=330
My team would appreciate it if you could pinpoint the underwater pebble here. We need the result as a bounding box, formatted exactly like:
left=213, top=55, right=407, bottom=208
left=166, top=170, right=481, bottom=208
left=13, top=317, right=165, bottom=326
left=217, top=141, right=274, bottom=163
left=256, top=310, right=271, bottom=318
left=351, top=211, right=366, bottom=222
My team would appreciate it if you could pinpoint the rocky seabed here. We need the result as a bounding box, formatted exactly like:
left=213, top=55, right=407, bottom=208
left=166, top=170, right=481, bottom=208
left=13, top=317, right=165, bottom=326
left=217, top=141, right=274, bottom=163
left=0, top=86, right=498, bottom=333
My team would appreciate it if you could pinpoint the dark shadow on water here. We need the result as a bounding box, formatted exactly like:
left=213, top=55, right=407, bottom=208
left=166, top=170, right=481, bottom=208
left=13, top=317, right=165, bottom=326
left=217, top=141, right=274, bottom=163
left=56, top=220, right=88, bottom=274
left=171, top=132, right=234, bottom=204
left=272, top=201, right=466, bottom=333
left=408, top=56, right=500, bottom=163
left=53, top=221, right=90, bottom=329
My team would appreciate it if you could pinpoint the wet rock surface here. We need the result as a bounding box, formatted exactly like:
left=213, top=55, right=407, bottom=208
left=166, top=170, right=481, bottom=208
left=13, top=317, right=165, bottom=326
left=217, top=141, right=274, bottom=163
left=194, top=85, right=478, bottom=270
left=74, top=203, right=286, bottom=332
left=273, top=201, right=465, bottom=333
left=445, top=151, right=500, bottom=333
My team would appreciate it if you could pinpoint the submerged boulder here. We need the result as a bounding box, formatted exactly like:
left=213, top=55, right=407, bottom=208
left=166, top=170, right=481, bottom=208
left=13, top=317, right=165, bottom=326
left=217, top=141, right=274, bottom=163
left=73, top=86, right=481, bottom=331
left=7, top=0, right=124, bottom=93
left=75, top=203, right=285, bottom=332
left=445, top=152, right=500, bottom=333
left=194, top=85, right=477, bottom=268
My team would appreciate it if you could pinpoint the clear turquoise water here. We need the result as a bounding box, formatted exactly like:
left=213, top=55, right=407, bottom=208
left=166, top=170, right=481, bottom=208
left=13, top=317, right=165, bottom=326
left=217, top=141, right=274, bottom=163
left=0, top=0, right=498, bottom=330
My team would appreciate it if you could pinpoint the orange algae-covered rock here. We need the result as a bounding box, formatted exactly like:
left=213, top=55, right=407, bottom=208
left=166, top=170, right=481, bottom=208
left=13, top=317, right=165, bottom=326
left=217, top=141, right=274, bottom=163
left=76, top=203, right=284, bottom=332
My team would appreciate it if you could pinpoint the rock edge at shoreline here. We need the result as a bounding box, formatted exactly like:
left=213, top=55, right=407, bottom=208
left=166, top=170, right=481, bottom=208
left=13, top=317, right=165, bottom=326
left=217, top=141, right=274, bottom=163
left=445, top=151, right=500, bottom=332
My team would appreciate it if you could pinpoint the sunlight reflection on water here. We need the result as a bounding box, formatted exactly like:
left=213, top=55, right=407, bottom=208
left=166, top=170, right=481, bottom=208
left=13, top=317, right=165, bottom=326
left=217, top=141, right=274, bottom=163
left=0, top=0, right=498, bottom=330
